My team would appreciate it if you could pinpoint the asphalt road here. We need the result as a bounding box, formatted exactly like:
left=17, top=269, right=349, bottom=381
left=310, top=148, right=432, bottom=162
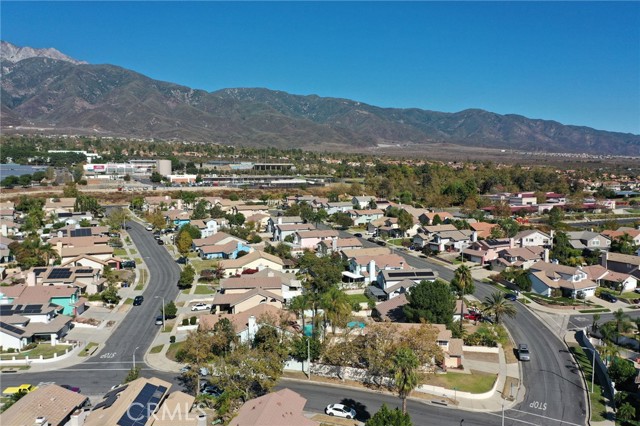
left=2, top=225, right=587, bottom=425
left=1, top=219, right=182, bottom=396
left=568, top=310, right=640, bottom=330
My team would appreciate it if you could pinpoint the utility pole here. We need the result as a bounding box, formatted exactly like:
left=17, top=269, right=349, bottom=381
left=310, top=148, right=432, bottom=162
left=307, top=337, right=311, bottom=380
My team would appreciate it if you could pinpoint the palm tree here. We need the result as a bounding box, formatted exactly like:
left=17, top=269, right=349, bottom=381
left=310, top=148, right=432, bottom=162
left=591, top=313, right=601, bottom=333
left=289, top=295, right=309, bottom=331
left=612, top=309, right=631, bottom=345
left=393, top=347, right=420, bottom=414
left=454, top=265, right=473, bottom=332
left=321, top=287, right=352, bottom=334
left=36, top=242, right=59, bottom=266
left=482, top=291, right=517, bottom=324
left=598, top=341, right=619, bottom=367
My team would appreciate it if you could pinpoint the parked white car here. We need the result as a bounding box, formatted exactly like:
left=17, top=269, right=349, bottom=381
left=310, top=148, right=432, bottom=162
left=325, top=404, right=356, bottom=419
left=191, top=303, right=211, bottom=311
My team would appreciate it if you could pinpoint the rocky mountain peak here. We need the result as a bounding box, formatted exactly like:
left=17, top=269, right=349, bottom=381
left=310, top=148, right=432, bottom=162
left=1, top=40, right=87, bottom=65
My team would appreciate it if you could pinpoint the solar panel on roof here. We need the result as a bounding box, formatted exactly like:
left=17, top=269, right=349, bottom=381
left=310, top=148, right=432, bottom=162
left=93, top=385, right=128, bottom=411
left=0, top=322, right=25, bottom=335
left=23, top=304, right=42, bottom=314
left=71, top=228, right=92, bottom=237
left=49, top=268, right=72, bottom=279
left=76, top=268, right=94, bottom=274
left=33, top=268, right=47, bottom=276
left=118, top=383, right=167, bottom=426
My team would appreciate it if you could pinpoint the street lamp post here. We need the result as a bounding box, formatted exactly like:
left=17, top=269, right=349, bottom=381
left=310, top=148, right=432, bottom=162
left=133, top=346, right=139, bottom=369
left=581, top=346, right=596, bottom=393
left=307, top=337, right=311, bottom=380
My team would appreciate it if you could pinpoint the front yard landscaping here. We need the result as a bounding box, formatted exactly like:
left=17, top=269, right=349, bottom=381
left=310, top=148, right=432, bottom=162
left=193, top=285, right=216, bottom=295
left=423, top=370, right=497, bottom=393
left=0, top=343, right=72, bottom=360
left=568, top=345, right=608, bottom=422
left=166, top=341, right=185, bottom=362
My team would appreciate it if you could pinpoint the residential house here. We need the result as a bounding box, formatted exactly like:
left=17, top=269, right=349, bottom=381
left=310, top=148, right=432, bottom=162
left=513, top=229, right=552, bottom=248
left=352, top=195, right=376, bottom=209
left=528, top=262, right=598, bottom=298
left=211, top=286, right=283, bottom=314
left=273, top=223, right=316, bottom=242
left=339, top=246, right=390, bottom=261
left=44, top=197, right=76, bottom=214
left=583, top=264, right=638, bottom=292
left=376, top=217, right=403, bottom=238
left=470, top=222, right=499, bottom=239
left=245, top=213, right=270, bottom=231
left=462, top=238, right=513, bottom=265
left=374, top=269, right=438, bottom=299
left=166, top=210, right=191, bottom=228
left=419, top=211, right=454, bottom=225
left=232, top=204, right=270, bottom=219
left=192, top=232, right=245, bottom=252
left=421, top=224, right=458, bottom=237
left=266, top=216, right=304, bottom=233
left=59, top=245, right=114, bottom=265
left=219, top=250, right=285, bottom=277
left=324, top=201, right=355, bottom=215
left=189, top=218, right=227, bottom=238
left=427, top=229, right=476, bottom=253
left=251, top=268, right=303, bottom=301
left=347, top=209, right=384, bottom=226
left=293, top=230, right=339, bottom=250
left=317, top=237, right=362, bottom=256
left=61, top=253, right=120, bottom=274
left=491, top=247, right=545, bottom=271
left=1, top=282, right=83, bottom=316
left=344, top=253, right=407, bottom=287
left=228, top=388, right=319, bottom=426
left=601, top=227, right=640, bottom=247
left=0, top=384, right=90, bottom=426
left=601, top=251, right=640, bottom=279
left=199, top=241, right=252, bottom=260
left=567, top=231, right=611, bottom=251
left=509, top=192, right=538, bottom=206
left=144, top=195, right=180, bottom=212
left=199, top=304, right=297, bottom=344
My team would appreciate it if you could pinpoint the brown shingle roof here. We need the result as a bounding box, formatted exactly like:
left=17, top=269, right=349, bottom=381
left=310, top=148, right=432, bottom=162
left=0, top=384, right=88, bottom=426
left=229, top=388, right=318, bottom=426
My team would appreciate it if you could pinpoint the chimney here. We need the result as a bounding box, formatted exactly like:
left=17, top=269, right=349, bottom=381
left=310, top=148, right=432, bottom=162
left=267, top=271, right=274, bottom=278
left=332, top=237, right=338, bottom=252
left=277, top=217, right=282, bottom=225
left=248, top=315, right=257, bottom=340
left=57, top=230, right=63, bottom=238
left=601, top=251, right=608, bottom=268
left=368, top=260, right=376, bottom=284
left=471, top=230, right=478, bottom=243
left=1, top=223, right=6, bottom=237
left=212, top=221, right=218, bottom=235
left=197, top=414, right=208, bottom=426
left=34, top=417, right=48, bottom=426
left=543, top=248, right=549, bottom=263
left=27, top=271, right=37, bottom=286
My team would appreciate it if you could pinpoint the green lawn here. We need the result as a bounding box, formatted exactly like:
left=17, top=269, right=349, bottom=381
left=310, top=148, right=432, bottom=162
left=79, top=342, right=99, bottom=357
left=113, top=248, right=128, bottom=256
left=194, top=285, right=215, bottom=295
left=124, top=298, right=134, bottom=305
left=423, top=370, right=497, bottom=394
left=149, top=345, right=164, bottom=354
left=0, top=344, right=72, bottom=360
left=129, top=248, right=138, bottom=255
left=569, top=345, right=608, bottom=422
left=166, top=341, right=185, bottom=362
left=347, top=294, right=370, bottom=304
left=191, top=259, right=219, bottom=274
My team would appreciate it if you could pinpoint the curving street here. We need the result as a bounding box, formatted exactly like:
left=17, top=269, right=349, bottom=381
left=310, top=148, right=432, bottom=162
left=1, top=225, right=589, bottom=425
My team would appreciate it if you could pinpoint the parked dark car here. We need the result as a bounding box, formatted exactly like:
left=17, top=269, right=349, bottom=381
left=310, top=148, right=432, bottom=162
left=600, top=292, right=618, bottom=303
left=133, top=296, right=144, bottom=306
left=177, top=257, right=188, bottom=264
left=504, top=293, right=517, bottom=301
left=376, top=240, right=387, bottom=246
left=157, top=240, right=164, bottom=245
left=354, top=233, right=363, bottom=238
left=122, top=260, right=137, bottom=269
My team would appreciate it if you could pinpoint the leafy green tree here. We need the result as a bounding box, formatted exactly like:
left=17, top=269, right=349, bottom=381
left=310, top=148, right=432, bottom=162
left=397, top=210, right=415, bottom=237
left=191, top=199, right=209, bottom=220
left=163, top=301, right=178, bottom=319
left=612, top=309, right=632, bottom=345
left=393, top=347, right=420, bottom=414
left=289, top=336, right=322, bottom=363
left=107, top=207, right=130, bottom=231
left=333, top=212, right=354, bottom=229
left=610, top=233, right=638, bottom=255
left=366, top=404, right=412, bottom=426
left=403, top=279, right=455, bottom=327
left=608, top=357, right=636, bottom=387
left=288, top=294, right=310, bottom=330
left=548, top=206, right=565, bottom=226
left=102, top=285, right=120, bottom=304
left=482, top=291, right=517, bottom=324
left=176, top=231, right=194, bottom=258
left=180, top=330, right=215, bottom=392
left=150, top=171, right=163, bottom=183
left=178, top=265, right=196, bottom=288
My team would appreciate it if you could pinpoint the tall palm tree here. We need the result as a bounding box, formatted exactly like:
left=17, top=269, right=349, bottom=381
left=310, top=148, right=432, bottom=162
left=482, top=292, right=517, bottom=324
left=612, top=309, right=631, bottom=345
left=454, top=265, right=473, bottom=331
left=289, top=295, right=309, bottom=331
left=321, top=287, right=352, bottom=334
left=393, top=347, right=420, bottom=414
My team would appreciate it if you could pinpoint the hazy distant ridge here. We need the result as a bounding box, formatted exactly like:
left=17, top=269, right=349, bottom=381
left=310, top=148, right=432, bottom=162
left=1, top=41, right=638, bottom=156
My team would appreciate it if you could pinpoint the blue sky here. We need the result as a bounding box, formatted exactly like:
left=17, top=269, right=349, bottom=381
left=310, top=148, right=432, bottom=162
left=3, top=1, right=639, bottom=134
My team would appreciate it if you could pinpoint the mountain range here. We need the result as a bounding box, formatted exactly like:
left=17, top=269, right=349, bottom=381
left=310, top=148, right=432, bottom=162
left=2, top=41, right=638, bottom=156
